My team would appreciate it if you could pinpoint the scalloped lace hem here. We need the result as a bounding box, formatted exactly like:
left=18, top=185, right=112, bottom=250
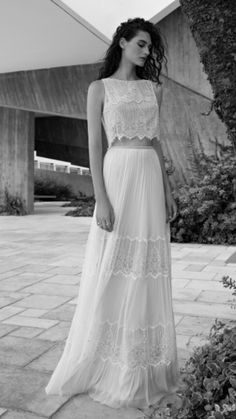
left=85, top=320, right=177, bottom=371
left=99, top=234, right=170, bottom=279
left=108, top=135, right=160, bottom=148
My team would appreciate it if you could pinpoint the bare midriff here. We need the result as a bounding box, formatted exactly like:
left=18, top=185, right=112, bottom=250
left=110, top=136, right=154, bottom=148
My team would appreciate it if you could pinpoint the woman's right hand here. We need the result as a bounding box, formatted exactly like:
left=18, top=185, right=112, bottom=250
left=96, top=197, right=115, bottom=232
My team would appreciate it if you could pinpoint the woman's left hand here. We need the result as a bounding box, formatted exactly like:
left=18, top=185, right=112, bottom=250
left=165, top=192, right=178, bottom=223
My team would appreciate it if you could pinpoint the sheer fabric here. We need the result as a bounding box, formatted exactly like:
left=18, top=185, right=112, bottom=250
left=45, top=146, right=180, bottom=409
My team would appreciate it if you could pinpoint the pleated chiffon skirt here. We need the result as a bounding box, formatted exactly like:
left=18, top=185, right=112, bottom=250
left=45, top=145, right=180, bottom=409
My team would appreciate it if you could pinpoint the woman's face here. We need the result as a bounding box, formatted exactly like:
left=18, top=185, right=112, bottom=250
left=120, top=30, right=152, bottom=67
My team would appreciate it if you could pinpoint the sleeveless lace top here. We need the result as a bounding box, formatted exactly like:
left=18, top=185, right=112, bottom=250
left=101, top=78, right=160, bottom=148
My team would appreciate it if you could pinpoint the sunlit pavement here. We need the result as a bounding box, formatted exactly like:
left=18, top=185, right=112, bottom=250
left=0, top=202, right=235, bottom=419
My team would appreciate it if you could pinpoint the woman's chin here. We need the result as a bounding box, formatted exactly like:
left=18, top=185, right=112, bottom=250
left=136, top=61, right=145, bottom=67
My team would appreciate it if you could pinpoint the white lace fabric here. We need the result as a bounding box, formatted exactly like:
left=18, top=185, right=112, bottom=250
left=86, top=320, right=177, bottom=371
left=101, top=78, right=160, bottom=148
left=100, top=234, right=170, bottom=280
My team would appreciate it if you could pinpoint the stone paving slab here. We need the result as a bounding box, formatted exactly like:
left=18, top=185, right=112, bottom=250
left=52, top=394, right=145, bottom=419
left=21, top=283, right=79, bottom=298
left=171, top=278, right=190, bottom=288
left=0, top=278, right=43, bottom=292
left=43, top=274, right=80, bottom=285
left=0, top=306, right=25, bottom=322
left=213, top=272, right=236, bottom=281
left=10, top=264, right=57, bottom=273
left=40, top=303, right=75, bottom=322
left=0, top=264, right=27, bottom=275
left=18, top=308, right=49, bottom=317
left=184, top=279, right=231, bottom=291
left=25, top=342, right=65, bottom=373
left=173, top=299, right=235, bottom=320
left=184, top=264, right=207, bottom=271
left=0, top=202, right=235, bottom=418
left=225, top=251, right=236, bottom=263
left=9, top=326, right=45, bottom=339
left=36, top=321, right=71, bottom=342
left=0, top=297, right=19, bottom=309
left=0, top=291, right=31, bottom=301
left=12, top=294, right=72, bottom=310
left=197, top=290, right=235, bottom=304
left=172, top=287, right=202, bottom=301
left=2, top=315, right=59, bottom=329
left=202, top=265, right=236, bottom=274
left=0, top=324, right=19, bottom=338
left=0, top=364, right=70, bottom=417
left=0, top=410, right=45, bottom=419
left=0, top=335, right=54, bottom=367
left=172, top=270, right=217, bottom=280
left=176, top=315, right=217, bottom=336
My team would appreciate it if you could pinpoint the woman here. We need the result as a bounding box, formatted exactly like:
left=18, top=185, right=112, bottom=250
left=45, top=17, right=180, bottom=412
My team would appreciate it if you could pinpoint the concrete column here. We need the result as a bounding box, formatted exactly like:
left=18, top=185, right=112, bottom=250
left=0, top=107, right=34, bottom=214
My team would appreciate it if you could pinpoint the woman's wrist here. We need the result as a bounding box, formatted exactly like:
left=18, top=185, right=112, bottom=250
left=95, top=192, right=108, bottom=204
left=163, top=176, right=172, bottom=196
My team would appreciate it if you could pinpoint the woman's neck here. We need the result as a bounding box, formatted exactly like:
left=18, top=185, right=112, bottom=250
left=111, top=69, right=138, bottom=81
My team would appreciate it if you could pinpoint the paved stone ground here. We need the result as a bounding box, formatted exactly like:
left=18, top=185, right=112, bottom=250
left=0, top=202, right=235, bottom=419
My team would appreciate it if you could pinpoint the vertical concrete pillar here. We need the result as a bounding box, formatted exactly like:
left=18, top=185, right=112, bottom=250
left=0, top=107, right=34, bottom=214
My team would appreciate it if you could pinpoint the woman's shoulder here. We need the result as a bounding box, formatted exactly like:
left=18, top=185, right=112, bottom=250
left=87, top=79, right=105, bottom=100
left=88, top=79, right=104, bottom=91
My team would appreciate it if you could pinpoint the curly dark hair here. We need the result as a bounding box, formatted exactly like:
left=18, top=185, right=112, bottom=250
left=98, top=17, right=168, bottom=84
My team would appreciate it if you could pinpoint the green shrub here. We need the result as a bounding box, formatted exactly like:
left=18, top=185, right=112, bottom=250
left=0, top=188, right=27, bottom=215
left=170, top=144, right=236, bottom=244
left=169, top=319, right=236, bottom=419
left=34, top=178, right=74, bottom=200
left=64, top=191, right=95, bottom=216
left=221, top=276, right=236, bottom=310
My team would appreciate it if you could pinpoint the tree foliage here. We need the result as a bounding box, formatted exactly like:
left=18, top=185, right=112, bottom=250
left=170, top=144, right=236, bottom=245
left=179, top=0, right=236, bottom=149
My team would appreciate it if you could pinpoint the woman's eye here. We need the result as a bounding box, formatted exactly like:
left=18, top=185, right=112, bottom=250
left=138, top=43, right=152, bottom=51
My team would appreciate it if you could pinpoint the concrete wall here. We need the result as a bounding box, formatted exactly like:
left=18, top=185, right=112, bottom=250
left=34, top=168, right=94, bottom=197
left=159, top=76, right=229, bottom=186
left=159, top=7, right=213, bottom=98
left=0, top=107, right=34, bottom=213
left=156, top=7, right=229, bottom=186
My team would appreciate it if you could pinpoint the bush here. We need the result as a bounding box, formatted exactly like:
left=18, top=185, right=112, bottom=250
left=221, top=276, right=236, bottom=310
left=170, top=144, right=236, bottom=244
left=63, top=191, right=95, bottom=216
left=169, top=319, right=236, bottom=419
left=0, top=188, right=27, bottom=215
left=34, top=178, right=74, bottom=200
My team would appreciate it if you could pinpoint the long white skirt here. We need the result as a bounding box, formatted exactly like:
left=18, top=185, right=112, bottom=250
left=45, top=145, right=180, bottom=409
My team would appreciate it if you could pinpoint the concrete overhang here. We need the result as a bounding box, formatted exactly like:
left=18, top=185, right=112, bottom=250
left=0, top=0, right=111, bottom=74
left=149, top=0, right=179, bottom=24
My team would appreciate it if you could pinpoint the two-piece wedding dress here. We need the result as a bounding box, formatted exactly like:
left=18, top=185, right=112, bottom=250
left=45, top=77, right=180, bottom=409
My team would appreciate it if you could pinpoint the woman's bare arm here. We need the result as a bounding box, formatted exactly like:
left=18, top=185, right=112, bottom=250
left=151, top=83, right=172, bottom=197
left=87, top=80, right=115, bottom=231
left=87, top=80, right=108, bottom=203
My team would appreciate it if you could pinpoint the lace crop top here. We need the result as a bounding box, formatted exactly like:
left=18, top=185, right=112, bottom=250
left=101, top=78, right=160, bottom=148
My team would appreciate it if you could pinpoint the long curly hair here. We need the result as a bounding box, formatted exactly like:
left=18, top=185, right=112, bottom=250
left=98, top=17, right=168, bottom=84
